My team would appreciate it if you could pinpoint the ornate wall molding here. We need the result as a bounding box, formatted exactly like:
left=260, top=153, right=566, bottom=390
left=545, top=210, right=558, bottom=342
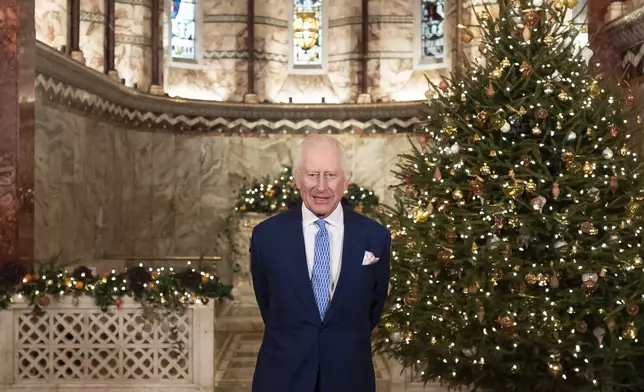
left=35, top=43, right=422, bottom=134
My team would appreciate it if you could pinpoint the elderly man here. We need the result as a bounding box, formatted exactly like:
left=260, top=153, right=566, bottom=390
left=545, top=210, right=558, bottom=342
left=249, top=134, right=391, bottom=392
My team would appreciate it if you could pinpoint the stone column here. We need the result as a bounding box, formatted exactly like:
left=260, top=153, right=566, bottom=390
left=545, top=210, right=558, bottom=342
left=114, top=0, right=152, bottom=90
left=328, top=0, right=362, bottom=103
left=79, top=0, right=106, bottom=72
left=254, top=0, right=289, bottom=102
left=0, top=0, right=36, bottom=265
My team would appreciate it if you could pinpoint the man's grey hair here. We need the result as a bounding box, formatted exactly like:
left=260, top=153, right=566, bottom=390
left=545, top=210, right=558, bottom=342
left=293, top=134, right=352, bottom=177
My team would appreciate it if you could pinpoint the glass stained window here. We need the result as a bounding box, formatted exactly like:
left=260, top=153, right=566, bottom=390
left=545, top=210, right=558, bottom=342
left=421, top=0, right=445, bottom=61
left=292, top=0, right=323, bottom=67
left=171, top=0, right=196, bottom=60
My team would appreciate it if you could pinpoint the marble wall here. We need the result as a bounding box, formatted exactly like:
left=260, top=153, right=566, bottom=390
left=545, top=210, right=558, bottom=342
left=164, top=0, right=249, bottom=101
left=34, top=94, right=411, bottom=263
left=35, top=99, right=115, bottom=263
left=35, top=0, right=67, bottom=50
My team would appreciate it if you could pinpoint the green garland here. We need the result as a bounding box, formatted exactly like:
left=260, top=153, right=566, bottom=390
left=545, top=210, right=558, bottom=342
left=234, top=166, right=380, bottom=215
left=0, top=260, right=233, bottom=315
left=224, top=167, right=381, bottom=266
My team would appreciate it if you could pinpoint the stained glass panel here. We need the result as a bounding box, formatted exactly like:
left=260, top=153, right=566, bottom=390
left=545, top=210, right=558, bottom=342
left=292, top=0, right=322, bottom=67
left=171, top=0, right=196, bottom=60
left=421, top=0, right=445, bottom=61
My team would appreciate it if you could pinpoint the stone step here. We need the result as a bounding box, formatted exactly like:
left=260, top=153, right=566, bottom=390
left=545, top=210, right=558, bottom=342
left=214, top=332, right=392, bottom=392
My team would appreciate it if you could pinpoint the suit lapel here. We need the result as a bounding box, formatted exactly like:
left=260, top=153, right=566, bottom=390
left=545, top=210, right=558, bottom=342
left=323, top=207, right=364, bottom=325
left=285, top=205, right=319, bottom=318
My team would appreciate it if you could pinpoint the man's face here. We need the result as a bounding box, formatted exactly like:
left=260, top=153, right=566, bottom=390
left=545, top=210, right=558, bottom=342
left=295, top=144, right=350, bottom=218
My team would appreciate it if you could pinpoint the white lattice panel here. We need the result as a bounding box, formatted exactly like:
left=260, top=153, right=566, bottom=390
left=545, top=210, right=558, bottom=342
left=0, top=296, right=215, bottom=392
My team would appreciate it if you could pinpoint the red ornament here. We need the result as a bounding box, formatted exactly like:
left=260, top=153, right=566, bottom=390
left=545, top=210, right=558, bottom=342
left=115, top=297, right=123, bottom=310
left=609, top=124, right=618, bottom=137
left=439, top=80, right=448, bottom=91
left=610, top=176, right=618, bottom=192
left=418, top=133, right=429, bottom=147
left=524, top=10, right=540, bottom=27
left=519, top=61, right=532, bottom=77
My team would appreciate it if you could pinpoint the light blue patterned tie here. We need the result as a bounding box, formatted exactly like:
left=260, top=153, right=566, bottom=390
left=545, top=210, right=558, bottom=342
left=312, top=219, right=331, bottom=320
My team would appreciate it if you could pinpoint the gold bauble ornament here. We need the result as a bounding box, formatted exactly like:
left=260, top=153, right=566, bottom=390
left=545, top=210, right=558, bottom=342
left=490, top=68, right=503, bottom=79
left=554, top=1, right=565, bottom=11
left=497, top=312, right=514, bottom=328
left=620, top=144, right=629, bottom=156
left=480, top=163, right=491, bottom=176
left=501, top=57, right=511, bottom=68
left=460, top=29, right=474, bottom=44
left=544, top=35, right=554, bottom=45
left=532, top=126, right=542, bottom=136
left=626, top=200, right=641, bottom=218
left=558, top=91, right=569, bottom=101
left=624, top=321, right=638, bottom=340
left=525, top=273, right=538, bottom=285
left=548, top=361, right=563, bottom=377
left=565, top=0, right=578, bottom=7
left=582, top=161, right=593, bottom=175
left=508, top=181, right=524, bottom=199
left=525, top=180, right=537, bottom=193
left=452, top=189, right=464, bottom=200
left=588, top=82, right=600, bottom=98
left=413, top=207, right=431, bottom=223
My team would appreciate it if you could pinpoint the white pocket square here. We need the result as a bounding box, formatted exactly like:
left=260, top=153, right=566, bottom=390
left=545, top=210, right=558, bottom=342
left=362, top=251, right=379, bottom=265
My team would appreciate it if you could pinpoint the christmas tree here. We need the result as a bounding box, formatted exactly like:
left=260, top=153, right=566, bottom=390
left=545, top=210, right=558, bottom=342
left=373, top=1, right=644, bottom=391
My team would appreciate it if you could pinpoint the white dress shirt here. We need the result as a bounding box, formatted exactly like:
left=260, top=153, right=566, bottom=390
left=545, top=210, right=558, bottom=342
left=302, top=203, right=344, bottom=298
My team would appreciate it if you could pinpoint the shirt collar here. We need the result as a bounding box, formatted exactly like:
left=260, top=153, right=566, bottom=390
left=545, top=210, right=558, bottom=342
left=302, top=202, right=344, bottom=227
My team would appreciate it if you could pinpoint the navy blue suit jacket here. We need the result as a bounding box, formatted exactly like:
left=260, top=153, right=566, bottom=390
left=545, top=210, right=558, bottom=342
left=249, top=202, right=391, bottom=392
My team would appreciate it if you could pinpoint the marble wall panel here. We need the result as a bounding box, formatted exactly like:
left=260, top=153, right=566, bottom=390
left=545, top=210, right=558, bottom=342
left=115, top=0, right=152, bottom=90
left=80, top=0, right=106, bottom=71
left=35, top=0, right=67, bottom=49
left=34, top=99, right=116, bottom=263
